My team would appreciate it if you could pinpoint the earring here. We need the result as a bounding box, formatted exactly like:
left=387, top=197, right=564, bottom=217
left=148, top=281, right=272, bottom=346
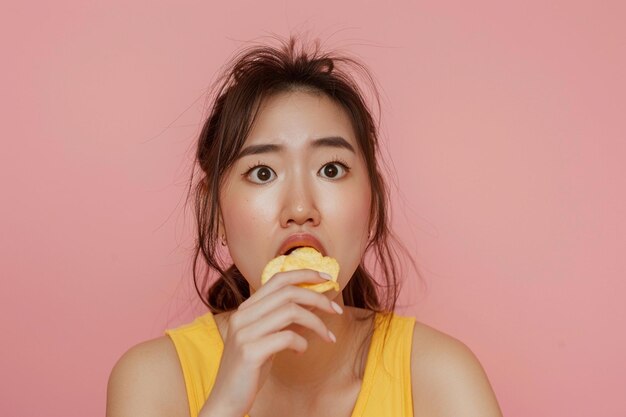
left=220, top=234, right=227, bottom=246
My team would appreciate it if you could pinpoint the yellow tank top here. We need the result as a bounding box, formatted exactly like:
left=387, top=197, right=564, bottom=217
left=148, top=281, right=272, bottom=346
left=165, top=311, right=416, bottom=417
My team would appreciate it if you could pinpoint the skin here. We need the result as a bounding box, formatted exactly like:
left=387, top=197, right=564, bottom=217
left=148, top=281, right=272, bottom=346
left=106, top=89, right=503, bottom=417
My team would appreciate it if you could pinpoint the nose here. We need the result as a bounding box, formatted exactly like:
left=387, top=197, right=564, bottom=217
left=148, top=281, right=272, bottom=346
left=279, top=181, right=321, bottom=228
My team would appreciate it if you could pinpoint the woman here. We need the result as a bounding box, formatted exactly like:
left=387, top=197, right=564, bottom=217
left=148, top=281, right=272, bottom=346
left=107, top=36, right=503, bottom=417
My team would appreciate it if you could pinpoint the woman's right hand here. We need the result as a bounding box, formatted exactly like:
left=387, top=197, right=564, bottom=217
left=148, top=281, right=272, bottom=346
left=199, top=269, right=343, bottom=417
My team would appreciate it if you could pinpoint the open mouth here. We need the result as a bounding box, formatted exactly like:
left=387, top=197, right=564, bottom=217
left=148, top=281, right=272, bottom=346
left=283, top=245, right=309, bottom=256
left=277, top=234, right=326, bottom=257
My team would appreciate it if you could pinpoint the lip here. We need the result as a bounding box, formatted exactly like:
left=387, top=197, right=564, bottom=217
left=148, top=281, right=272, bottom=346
left=277, top=233, right=326, bottom=257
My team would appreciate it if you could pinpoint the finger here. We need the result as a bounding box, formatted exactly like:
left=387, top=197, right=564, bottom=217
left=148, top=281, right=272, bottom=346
left=239, top=269, right=331, bottom=311
left=242, top=330, right=308, bottom=363
left=247, top=269, right=329, bottom=307
left=240, top=302, right=335, bottom=343
left=237, top=285, right=338, bottom=331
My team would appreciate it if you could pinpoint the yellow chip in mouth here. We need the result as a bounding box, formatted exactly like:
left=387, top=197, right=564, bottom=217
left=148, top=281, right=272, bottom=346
left=261, top=247, right=340, bottom=293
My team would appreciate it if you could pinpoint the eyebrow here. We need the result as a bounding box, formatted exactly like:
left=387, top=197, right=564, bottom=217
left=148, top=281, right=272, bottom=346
left=236, top=136, right=356, bottom=160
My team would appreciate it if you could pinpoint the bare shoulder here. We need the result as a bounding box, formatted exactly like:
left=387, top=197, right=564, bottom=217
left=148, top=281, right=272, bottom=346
left=106, top=336, right=189, bottom=417
left=410, top=321, right=503, bottom=417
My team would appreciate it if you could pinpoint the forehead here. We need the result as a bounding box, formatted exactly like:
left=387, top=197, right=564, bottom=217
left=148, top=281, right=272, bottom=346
left=244, top=90, right=358, bottom=149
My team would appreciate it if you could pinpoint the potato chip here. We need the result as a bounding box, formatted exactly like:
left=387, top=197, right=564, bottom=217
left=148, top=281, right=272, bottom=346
left=261, top=247, right=340, bottom=293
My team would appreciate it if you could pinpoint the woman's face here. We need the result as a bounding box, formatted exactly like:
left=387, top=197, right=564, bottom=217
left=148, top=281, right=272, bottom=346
left=219, top=90, right=372, bottom=300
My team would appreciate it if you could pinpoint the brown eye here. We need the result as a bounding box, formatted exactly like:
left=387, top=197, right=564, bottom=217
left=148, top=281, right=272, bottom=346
left=319, top=162, right=348, bottom=179
left=324, top=164, right=338, bottom=178
left=256, top=167, right=271, bottom=181
left=247, top=166, right=276, bottom=184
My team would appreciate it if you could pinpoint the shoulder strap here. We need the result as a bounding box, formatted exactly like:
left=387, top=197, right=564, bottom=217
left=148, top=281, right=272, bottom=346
left=362, top=312, right=416, bottom=417
left=165, top=313, right=222, bottom=417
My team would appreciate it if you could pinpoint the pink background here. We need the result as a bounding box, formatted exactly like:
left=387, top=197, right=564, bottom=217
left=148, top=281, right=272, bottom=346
left=1, top=1, right=624, bottom=416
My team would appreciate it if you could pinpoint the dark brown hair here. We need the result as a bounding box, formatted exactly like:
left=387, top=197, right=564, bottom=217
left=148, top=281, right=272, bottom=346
left=187, top=35, right=418, bottom=376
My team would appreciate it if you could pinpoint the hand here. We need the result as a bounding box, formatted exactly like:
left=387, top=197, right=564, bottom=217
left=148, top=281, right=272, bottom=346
left=199, top=269, right=343, bottom=417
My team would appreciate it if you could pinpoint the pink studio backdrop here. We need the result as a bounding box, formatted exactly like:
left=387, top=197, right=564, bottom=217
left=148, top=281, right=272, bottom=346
left=1, top=1, right=624, bottom=416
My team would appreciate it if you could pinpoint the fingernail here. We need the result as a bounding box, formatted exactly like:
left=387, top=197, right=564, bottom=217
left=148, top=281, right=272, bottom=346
left=331, top=301, right=343, bottom=314
left=328, top=330, right=337, bottom=343
left=319, top=272, right=332, bottom=280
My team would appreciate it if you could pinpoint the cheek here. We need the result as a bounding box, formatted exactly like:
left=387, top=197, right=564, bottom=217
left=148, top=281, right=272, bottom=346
left=322, top=182, right=372, bottom=282
left=222, top=182, right=278, bottom=236
left=336, top=188, right=370, bottom=233
left=221, top=190, right=278, bottom=287
left=224, top=197, right=258, bottom=234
